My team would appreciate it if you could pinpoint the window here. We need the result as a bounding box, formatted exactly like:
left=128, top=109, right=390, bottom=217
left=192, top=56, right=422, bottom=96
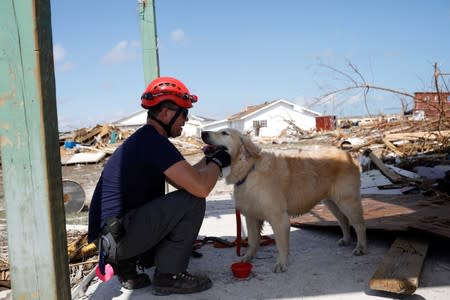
left=253, top=120, right=267, bottom=128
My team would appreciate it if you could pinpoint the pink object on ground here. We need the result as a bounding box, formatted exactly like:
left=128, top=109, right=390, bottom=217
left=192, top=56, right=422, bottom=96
left=95, top=264, right=115, bottom=281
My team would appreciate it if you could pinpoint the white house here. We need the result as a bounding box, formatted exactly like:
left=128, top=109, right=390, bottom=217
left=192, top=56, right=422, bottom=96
left=113, top=110, right=214, bottom=137
left=201, top=99, right=320, bottom=137
left=113, top=99, right=320, bottom=138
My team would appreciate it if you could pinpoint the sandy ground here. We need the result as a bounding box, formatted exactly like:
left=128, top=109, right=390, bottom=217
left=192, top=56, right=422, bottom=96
left=70, top=151, right=450, bottom=300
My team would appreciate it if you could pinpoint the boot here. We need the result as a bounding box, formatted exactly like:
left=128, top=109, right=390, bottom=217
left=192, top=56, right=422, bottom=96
left=115, top=259, right=151, bottom=290
left=152, top=268, right=212, bottom=295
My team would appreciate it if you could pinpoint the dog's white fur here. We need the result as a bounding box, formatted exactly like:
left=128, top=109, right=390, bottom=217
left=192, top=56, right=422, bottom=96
left=202, top=129, right=367, bottom=273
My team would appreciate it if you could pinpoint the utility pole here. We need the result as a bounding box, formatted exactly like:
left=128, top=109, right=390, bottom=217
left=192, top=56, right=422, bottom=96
left=139, top=0, right=160, bottom=84
left=139, top=0, right=168, bottom=193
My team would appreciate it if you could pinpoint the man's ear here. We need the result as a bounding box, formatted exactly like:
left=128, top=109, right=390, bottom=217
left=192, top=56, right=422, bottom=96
left=159, top=107, right=172, bottom=121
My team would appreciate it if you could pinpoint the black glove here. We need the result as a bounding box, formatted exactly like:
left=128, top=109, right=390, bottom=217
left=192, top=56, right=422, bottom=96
left=205, top=148, right=231, bottom=169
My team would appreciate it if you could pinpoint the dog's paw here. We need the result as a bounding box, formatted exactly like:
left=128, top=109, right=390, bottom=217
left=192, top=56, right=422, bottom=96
left=337, top=238, right=351, bottom=246
left=352, top=247, right=366, bottom=256
left=273, top=262, right=287, bottom=273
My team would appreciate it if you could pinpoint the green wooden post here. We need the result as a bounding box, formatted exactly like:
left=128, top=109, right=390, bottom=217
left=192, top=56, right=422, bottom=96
left=140, top=0, right=168, bottom=193
left=139, top=0, right=160, bottom=84
left=0, top=1, right=71, bottom=299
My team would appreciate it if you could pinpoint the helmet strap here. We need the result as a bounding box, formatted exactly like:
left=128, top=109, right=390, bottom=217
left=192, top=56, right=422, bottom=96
left=149, top=108, right=183, bottom=137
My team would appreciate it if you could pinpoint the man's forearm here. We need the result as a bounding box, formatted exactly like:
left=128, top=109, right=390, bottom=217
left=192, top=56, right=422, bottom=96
left=192, top=156, right=207, bottom=170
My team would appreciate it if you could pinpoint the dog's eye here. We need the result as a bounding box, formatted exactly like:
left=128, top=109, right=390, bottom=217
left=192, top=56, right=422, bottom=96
left=221, top=131, right=229, bottom=136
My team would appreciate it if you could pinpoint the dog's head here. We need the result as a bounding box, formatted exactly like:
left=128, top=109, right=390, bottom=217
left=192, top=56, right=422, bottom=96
left=201, top=129, right=261, bottom=162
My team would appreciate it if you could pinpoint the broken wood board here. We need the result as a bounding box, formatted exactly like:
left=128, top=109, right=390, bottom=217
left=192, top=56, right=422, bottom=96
left=385, top=130, right=450, bottom=140
left=382, top=138, right=404, bottom=156
left=409, top=218, right=450, bottom=240
left=290, top=194, right=450, bottom=240
left=369, top=236, right=429, bottom=295
left=360, top=187, right=404, bottom=195
left=61, top=152, right=106, bottom=165
left=386, top=164, right=422, bottom=180
left=368, top=151, right=404, bottom=183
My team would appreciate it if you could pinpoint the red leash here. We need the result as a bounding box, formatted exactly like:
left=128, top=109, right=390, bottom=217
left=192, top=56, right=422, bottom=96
left=194, top=209, right=275, bottom=256
left=235, top=209, right=242, bottom=256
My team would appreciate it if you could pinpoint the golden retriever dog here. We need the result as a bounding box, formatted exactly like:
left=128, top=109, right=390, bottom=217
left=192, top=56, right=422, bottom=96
left=201, top=128, right=366, bottom=273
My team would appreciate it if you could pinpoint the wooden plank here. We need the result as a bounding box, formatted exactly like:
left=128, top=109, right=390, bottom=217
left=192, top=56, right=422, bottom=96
left=382, top=138, right=405, bottom=156
left=290, top=194, right=450, bottom=240
left=61, top=151, right=106, bottom=165
left=369, top=236, right=429, bottom=295
left=385, top=130, right=450, bottom=140
left=386, top=165, right=422, bottom=180
left=368, top=150, right=404, bottom=183
left=0, top=1, right=71, bottom=298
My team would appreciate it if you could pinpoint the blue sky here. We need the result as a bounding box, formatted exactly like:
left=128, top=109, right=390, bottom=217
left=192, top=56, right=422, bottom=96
left=51, top=0, right=450, bottom=131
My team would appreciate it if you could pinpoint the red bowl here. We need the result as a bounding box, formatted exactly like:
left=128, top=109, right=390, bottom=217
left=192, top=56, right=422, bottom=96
left=231, top=262, right=253, bottom=278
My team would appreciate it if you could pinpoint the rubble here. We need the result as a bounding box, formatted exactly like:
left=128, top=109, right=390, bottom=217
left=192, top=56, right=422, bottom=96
left=59, top=124, right=204, bottom=166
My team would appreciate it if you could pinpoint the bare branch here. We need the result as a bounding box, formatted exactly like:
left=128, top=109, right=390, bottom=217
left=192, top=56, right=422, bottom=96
left=317, top=63, right=359, bottom=86
left=313, top=61, right=449, bottom=124
left=313, top=84, right=415, bottom=106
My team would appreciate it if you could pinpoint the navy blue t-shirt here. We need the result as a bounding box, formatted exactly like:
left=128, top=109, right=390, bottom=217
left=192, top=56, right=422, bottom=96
left=88, top=125, right=184, bottom=242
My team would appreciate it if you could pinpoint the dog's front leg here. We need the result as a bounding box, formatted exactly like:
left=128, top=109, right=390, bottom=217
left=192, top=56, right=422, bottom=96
left=241, top=217, right=262, bottom=263
left=269, top=213, right=291, bottom=273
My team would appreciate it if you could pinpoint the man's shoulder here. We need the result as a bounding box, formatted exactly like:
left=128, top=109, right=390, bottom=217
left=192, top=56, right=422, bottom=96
left=127, top=125, right=161, bottom=144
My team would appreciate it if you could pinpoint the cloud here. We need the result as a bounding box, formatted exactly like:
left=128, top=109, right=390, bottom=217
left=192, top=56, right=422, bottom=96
left=171, top=28, right=186, bottom=43
left=59, top=61, right=75, bottom=72
left=101, top=40, right=139, bottom=64
left=346, top=92, right=363, bottom=104
left=294, top=95, right=310, bottom=107
left=53, top=44, right=66, bottom=63
left=53, top=43, right=75, bottom=72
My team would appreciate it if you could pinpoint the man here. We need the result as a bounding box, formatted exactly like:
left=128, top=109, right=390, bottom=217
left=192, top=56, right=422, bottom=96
left=88, top=76, right=230, bottom=295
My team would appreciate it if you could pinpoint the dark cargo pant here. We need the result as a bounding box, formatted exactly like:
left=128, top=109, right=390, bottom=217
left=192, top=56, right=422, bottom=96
left=101, top=189, right=206, bottom=274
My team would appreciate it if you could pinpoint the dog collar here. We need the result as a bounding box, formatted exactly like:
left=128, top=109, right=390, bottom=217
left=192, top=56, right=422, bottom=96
left=234, top=165, right=255, bottom=187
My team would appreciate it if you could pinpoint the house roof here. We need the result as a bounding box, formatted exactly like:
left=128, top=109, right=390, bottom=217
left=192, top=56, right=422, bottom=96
left=228, top=99, right=320, bottom=120
left=228, top=102, right=270, bottom=120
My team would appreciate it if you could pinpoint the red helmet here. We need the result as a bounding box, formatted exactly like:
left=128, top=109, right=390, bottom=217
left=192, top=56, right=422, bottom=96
left=141, top=76, right=198, bottom=109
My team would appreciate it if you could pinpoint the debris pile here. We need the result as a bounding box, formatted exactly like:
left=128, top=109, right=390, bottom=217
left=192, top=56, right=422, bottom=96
left=0, top=228, right=98, bottom=292
left=59, top=124, right=204, bottom=165
left=67, top=229, right=98, bottom=289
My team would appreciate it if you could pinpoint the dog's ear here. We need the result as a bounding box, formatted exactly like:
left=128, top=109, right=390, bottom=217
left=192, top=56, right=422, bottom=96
left=240, top=136, right=261, bottom=158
